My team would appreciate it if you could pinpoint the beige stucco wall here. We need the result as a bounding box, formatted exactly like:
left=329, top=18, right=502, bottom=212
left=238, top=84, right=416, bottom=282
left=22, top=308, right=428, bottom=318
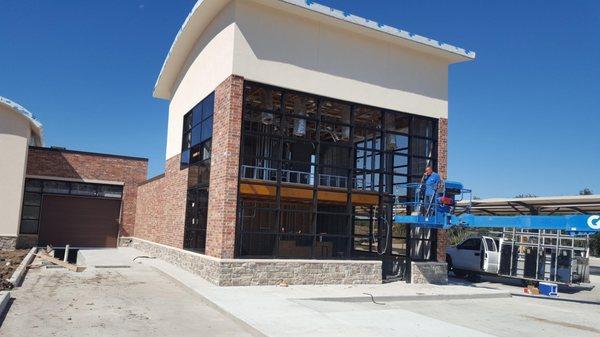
left=165, top=0, right=453, bottom=160
left=233, top=0, right=449, bottom=118
left=165, top=1, right=236, bottom=160
left=0, top=106, right=32, bottom=237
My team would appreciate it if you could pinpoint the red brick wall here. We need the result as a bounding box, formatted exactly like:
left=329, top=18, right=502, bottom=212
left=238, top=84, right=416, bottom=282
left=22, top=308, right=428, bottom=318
left=205, top=75, right=244, bottom=258
left=134, top=155, right=188, bottom=248
left=436, top=117, right=448, bottom=262
left=26, top=147, right=148, bottom=236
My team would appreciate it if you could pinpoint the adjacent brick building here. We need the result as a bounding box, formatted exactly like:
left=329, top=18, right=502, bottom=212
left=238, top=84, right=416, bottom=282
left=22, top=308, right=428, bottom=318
left=18, top=147, right=147, bottom=248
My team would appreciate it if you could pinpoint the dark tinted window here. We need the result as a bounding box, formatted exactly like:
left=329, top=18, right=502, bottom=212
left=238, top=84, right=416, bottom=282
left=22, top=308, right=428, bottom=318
left=181, top=92, right=215, bottom=166
left=458, top=238, right=481, bottom=251
left=485, top=238, right=496, bottom=252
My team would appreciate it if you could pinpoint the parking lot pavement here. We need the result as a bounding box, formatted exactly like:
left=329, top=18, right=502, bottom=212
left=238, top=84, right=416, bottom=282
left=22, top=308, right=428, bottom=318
left=448, top=273, right=600, bottom=305
left=395, top=295, right=600, bottom=337
left=0, top=261, right=260, bottom=337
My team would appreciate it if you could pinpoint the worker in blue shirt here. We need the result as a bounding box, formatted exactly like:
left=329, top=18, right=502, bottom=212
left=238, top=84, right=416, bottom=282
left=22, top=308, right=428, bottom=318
left=421, top=166, right=441, bottom=215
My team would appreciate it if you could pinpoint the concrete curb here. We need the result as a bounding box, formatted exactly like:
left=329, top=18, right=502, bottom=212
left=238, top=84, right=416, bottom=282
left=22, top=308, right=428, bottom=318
left=0, top=291, right=10, bottom=317
left=150, top=267, right=267, bottom=337
left=8, top=247, right=37, bottom=287
left=300, top=291, right=512, bottom=303
left=511, top=293, right=600, bottom=306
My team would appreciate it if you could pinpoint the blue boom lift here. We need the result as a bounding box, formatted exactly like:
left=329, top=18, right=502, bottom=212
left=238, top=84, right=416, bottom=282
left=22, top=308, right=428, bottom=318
left=394, top=181, right=600, bottom=235
left=393, top=181, right=599, bottom=285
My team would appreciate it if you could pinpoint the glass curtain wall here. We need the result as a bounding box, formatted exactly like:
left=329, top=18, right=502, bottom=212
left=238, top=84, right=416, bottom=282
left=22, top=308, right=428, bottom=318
left=182, top=92, right=214, bottom=252
left=237, top=82, right=438, bottom=262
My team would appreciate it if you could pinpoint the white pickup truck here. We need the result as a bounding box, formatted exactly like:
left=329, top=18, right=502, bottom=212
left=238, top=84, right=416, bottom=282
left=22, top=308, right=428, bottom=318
left=446, top=236, right=500, bottom=278
left=446, top=235, right=590, bottom=285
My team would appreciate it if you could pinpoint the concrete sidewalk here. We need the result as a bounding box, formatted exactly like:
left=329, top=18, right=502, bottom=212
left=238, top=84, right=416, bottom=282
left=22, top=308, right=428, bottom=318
left=78, top=248, right=511, bottom=337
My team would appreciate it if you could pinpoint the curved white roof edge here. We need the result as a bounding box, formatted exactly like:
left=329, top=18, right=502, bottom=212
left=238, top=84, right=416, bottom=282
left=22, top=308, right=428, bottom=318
left=0, top=96, right=44, bottom=146
left=281, top=0, right=476, bottom=59
left=153, top=0, right=476, bottom=99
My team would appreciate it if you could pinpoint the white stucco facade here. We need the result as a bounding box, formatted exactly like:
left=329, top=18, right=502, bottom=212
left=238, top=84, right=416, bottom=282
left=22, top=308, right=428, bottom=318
left=156, top=0, right=475, bottom=160
left=0, top=97, right=43, bottom=246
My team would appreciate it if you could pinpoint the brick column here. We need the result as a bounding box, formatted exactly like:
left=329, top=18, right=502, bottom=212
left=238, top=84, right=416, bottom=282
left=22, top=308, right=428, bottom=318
left=436, top=117, right=448, bottom=262
left=206, top=75, right=244, bottom=259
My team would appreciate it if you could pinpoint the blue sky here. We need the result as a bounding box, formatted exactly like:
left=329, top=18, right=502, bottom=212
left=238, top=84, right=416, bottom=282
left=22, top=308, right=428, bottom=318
left=1, top=1, right=598, bottom=198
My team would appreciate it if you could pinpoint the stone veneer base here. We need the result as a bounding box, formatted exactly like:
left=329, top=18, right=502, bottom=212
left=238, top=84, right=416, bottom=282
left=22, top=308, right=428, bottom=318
left=120, top=237, right=382, bottom=286
left=410, top=261, right=448, bottom=284
left=0, top=236, right=17, bottom=251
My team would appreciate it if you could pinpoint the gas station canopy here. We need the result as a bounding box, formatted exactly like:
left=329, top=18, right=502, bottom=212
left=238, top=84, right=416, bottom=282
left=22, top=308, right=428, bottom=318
left=457, top=195, right=600, bottom=216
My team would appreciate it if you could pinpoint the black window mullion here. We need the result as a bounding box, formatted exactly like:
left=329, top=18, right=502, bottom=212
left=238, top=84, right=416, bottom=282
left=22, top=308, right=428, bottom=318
left=311, top=97, right=321, bottom=259
left=345, top=105, right=355, bottom=257
left=274, top=92, right=286, bottom=258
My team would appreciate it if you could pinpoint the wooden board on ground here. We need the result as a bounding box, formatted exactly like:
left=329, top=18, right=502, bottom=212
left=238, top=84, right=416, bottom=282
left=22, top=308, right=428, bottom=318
left=35, top=253, right=84, bottom=272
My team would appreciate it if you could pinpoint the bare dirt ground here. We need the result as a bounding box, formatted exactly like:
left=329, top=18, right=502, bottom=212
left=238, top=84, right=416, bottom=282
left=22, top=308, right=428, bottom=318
left=0, top=250, right=28, bottom=290
left=0, top=259, right=259, bottom=337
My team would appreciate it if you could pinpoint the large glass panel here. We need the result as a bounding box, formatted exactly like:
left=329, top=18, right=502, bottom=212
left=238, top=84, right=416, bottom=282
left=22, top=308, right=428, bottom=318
left=240, top=201, right=278, bottom=233
left=320, top=122, right=350, bottom=143
left=412, top=118, right=435, bottom=138
left=188, top=161, right=210, bottom=188
left=353, top=236, right=371, bottom=252
left=243, top=111, right=281, bottom=135
left=279, top=235, right=313, bottom=258
left=192, top=102, right=203, bottom=127
left=183, top=229, right=206, bottom=252
left=240, top=233, right=276, bottom=257
left=385, top=134, right=408, bottom=153
left=284, top=93, right=317, bottom=119
left=280, top=203, right=313, bottom=234
left=410, top=157, right=435, bottom=176
left=23, top=192, right=41, bottom=206
left=183, top=112, right=193, bottom=133
left=43, top=181, right=69, bottom=194
left=355, top=149, right=380, bottom=171
left=202, top=92, right=215, bottom=119
left=25, top=179, right=42, bottom=192
left=21, top=206, right=39, bottom=220
left=201, top=116, right=213, bottom=143
left=319, top=144, right=351, bottom=168
left=391, top=154, right=408, bottom=175
left=316, top=212, right=348, bottom=236
left=314, top=236, right=349, bottom=259
left=97, top=185, right=123, bottom=198
left=71, top=183, right=97, bottom=196
left=181, top=149, right=190, bottom=166
left=354, top=106, right=382, bottom=129
left=320, top=100, right=350, bottom=124
left=411, top=138, right=436, bottom=158
left=20, top=220, right=38, bottom=234
left=386, top=112, right=410, bottom=134
left=182, top=131, right=192, bottom=150
left=282, top=117, right=317, bottom=140
left=191, top=124, right=202, bottom=147
left=354, top=128, right=381, bottom=149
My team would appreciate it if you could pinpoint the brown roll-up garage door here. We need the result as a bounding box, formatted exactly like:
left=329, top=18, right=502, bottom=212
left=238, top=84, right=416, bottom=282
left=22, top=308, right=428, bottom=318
left=38, top=195, right=121, bottom=248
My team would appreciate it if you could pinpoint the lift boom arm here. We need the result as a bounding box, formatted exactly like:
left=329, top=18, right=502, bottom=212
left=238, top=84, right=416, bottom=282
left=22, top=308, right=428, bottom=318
left=393, top=181, right=600, bottom=235
left=393, top=213, right=600, bottom=234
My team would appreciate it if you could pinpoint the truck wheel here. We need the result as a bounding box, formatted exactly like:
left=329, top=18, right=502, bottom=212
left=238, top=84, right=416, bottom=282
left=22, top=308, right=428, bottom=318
left=453, top=269, right=467, bottom=278
left=446, top=255, right=453, bottom=274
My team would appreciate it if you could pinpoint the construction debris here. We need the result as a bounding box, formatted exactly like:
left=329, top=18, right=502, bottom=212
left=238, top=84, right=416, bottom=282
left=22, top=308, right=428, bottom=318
left=36, top=252, right=84, bottom=272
